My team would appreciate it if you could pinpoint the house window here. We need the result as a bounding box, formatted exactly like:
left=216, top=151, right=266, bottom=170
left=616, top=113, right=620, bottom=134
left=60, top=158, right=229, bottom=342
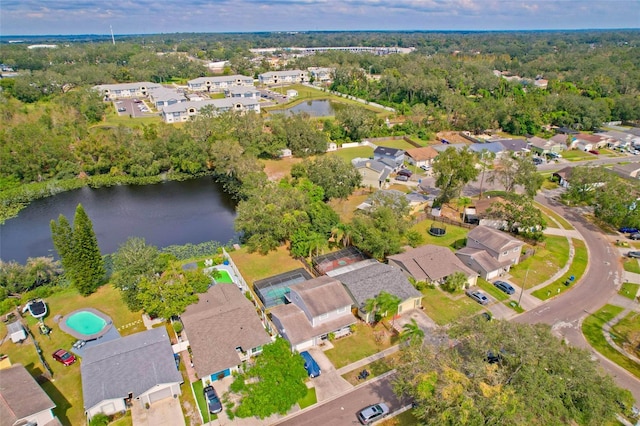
left=318, top=313, right=329, bottom=320
left=337, top=306, right=348, bottom=314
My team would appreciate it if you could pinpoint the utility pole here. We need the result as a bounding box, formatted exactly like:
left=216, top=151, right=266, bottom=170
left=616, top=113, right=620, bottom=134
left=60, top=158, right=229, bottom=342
left=110, top=25, right=115, bottom=45
left=517, top=266, right=532, bottom=307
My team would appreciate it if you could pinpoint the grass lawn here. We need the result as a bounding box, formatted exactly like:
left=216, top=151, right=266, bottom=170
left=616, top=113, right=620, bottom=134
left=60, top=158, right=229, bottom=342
left=110, top=411, right=132, bottom=426
left=323, top=322, right=397, bottom=369
left=611, top=311, right=640, bottom=359
left=341, top=352, right=400, bottom=385
left=260, top=157, right=304, bottom=181
left=230, top=245, right=304, bottom=286
left=0, top=285, right=145, bottom=426
left=534, top=202, right=572, bottom=229
left=192, top=380, right=217, bottom=424
left=380, top=409, right=419, bottom=426
left=368, top=139, right=419, bottom=151
left=327, top=146, right=375, bottom=163
left=619, top=282, right=640, bottom=300
left=298, top=387, right=317, bottom=409
left=409, top=220, right=470, bottom=250
left=541, top=180, right=560, bottom=190
left=509, top=236, right=569, bottom=289
left=532, top=239, right=587, bottom=300
left=582, top=304, right=640, bottom=379
left=91, top=114, right=161, bottom=130
left=328, top=190, right=372, bottom=222
left=562, top=150, right=595, bottom=161
left=476, top=278, right=509, bottom=302
left=420, top=287, right=482, bottom=326
left=622, top=257, right=640, bottom=274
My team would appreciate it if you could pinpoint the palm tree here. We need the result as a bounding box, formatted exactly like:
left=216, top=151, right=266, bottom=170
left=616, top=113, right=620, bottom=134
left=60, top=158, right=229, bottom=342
left=401, top=318, right=425, bottom=346
left=307, top=232, right=327, bottom=258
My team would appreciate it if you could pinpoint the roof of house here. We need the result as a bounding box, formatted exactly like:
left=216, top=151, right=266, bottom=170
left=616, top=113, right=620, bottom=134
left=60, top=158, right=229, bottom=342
left=612, top=163, right=640, bottom=176
left=526, top=136, right=549, bottom=149
left=550, top=134, right=569, bottom=145
left=148, top=86, right=187, bottom=102
left=433, top=143, right=467, bottom=153
left=473, top=196, right=507, bottom=215
left=575, top=133, right=604, bottom=144
left=181, top=284, right=271, bottom=378
left=224, top=86, right=260, bottom=95
left=556, top=127, right=579, bottom=135
left=374, top=146, right=404, bottom=157
left=162, top=98, right=259, bottom=114
left=466, top=226, right=524, bottom=253
left=6, top=321, right=23, bottom=334
left=290, top=275, right=353, bottom=318
left=405, top=146, right=438, bottom=161
left=495, top=139, right=529, bottom=152
left=0, top=364, right=56, bottom=426
left=456, top=247, right=509, bottom=272
left=387, top=245, right=477, bottom=282
left=81, top=327, right=182, bottom=412
left=188, top=75, right=253, bottom=85
left=269, top=304, right=355, bottom=345
left=554, top=166, right=573, bottom=180
left=333, top=261, right=421, bottom=308
left=260, top=70, right=305, bottom=78
left=468, top=142, right=504, bottom=154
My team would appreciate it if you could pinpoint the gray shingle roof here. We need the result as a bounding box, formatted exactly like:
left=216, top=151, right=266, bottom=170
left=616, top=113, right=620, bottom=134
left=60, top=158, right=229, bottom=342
left=456, top=247, right=506, bottom=272
left=466, top=226, right=523, bottom=253
left=181, top=284, right=272, bottom=378
left=289, top=276, right=353, bottom=318
left=374, top=146, right=404, bottom=157
left=0, top=364, right=55, bottom=426
left=387, top=245, right=476, bottom=282
left=81, top=327, right=182, bottom=412
left=332, top=262, right=421, bottom=308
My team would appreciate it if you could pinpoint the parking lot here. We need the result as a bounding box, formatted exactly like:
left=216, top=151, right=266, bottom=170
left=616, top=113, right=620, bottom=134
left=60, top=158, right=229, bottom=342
left=112, top=98, right=153, bottom=117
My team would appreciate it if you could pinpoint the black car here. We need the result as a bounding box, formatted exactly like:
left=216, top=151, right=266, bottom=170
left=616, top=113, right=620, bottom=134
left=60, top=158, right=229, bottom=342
left=493, top=280, right=515, bottom=295
left=203, top=385, right=222, bottom=414
left=397, top=169, right=413, bottom=177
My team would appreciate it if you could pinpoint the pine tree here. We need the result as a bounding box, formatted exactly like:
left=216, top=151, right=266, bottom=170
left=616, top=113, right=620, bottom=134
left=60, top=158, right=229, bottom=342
left=72, top=204, right=105, bottom=296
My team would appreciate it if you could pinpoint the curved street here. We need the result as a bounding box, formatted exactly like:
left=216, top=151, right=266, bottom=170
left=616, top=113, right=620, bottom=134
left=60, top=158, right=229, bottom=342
left=514, top=193, right=640, bottom=402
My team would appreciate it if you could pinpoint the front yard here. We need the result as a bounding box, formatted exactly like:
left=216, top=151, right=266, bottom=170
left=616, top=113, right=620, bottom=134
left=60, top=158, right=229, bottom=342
left=532, top=239, right=588, bottom=300
left=323, top=322, right=398, bottom=369
left=420, top=287, right=483, bottom=325
left=509, top=236, right=569, bottom=289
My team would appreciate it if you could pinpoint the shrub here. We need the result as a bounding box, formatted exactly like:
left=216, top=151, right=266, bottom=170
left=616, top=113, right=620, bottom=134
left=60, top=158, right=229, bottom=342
left=89, top=413, right=109, bottom=426
left=172, top=321, right=183, bottom=334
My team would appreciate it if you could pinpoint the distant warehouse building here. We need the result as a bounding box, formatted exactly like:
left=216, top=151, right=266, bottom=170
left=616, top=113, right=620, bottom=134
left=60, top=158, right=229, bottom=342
left=161, top=98, right=260, bottom=123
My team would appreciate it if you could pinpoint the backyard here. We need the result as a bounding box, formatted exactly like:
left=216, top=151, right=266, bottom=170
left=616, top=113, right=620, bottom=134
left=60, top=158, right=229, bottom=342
left=409, top=220, right=470, bottom=251
left=230, top=245, right=305, bottom=286
left=323, top=322, right=398, bottom=369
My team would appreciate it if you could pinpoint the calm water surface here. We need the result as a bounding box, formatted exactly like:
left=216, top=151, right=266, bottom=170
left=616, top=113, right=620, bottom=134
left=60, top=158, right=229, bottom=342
left=0, top=177, right=238, bottom=263
left=270, top=99, right=337, bottom=117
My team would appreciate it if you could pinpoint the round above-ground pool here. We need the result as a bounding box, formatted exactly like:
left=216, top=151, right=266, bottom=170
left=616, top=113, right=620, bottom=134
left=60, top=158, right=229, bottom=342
left=60, top=308, right=113, bottom=341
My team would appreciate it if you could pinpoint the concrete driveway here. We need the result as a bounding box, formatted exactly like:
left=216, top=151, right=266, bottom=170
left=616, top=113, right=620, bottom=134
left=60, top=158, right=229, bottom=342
left=306, top=347, right=352, bottom=402
left=131, top=396, right=185, bottom=426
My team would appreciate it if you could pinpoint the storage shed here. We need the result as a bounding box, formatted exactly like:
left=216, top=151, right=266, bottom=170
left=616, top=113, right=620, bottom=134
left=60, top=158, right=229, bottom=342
left=7, top=321, right=27, bottom=343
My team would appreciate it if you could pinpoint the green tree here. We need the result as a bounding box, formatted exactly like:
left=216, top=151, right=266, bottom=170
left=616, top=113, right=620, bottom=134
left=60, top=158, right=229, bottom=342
left=71, top=204, right=105, bottom=296
left=50, top=214, right=75, bottom=283
left=304, top=156, right=362, bottom=200
left=112, top=237, right=161, bottom=311
left=394, top=319, right=632, bottom=426
left=486, top=195, right=546, bottom=240
left=401, top=318, right=425, bottom=346
left=231, top=337, right=308, bottom=419
left=364, top=291, right=401, bottom=323
left=136, top=272, right=198, bottom=319
left=594, top=178, right=640, bottom=229
left=562, top=166, right=610, bottom=205
left=432, top=147, right=479, bottom=205
left=441, top=271, right=468, bottom=293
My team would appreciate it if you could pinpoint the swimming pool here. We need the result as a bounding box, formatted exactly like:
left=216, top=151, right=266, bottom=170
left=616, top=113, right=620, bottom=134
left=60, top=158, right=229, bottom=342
left=59, top=308, right=113, bottom=341
left=214, top=269, right=234, bottom=284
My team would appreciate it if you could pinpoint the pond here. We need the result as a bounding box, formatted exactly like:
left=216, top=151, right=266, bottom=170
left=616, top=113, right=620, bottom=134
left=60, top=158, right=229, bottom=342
left=0, top=177, right=238, bottom=263
left=269, top=99, right=339, bottom=117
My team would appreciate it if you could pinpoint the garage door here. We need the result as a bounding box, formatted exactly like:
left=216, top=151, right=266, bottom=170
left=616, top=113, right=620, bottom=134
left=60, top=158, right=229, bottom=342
left=147, top=386, right=173, bottom=404
left=295, top=340, right=314, bottom=352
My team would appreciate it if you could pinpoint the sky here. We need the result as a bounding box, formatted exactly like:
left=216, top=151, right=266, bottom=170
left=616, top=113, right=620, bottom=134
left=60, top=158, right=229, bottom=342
left=1, top=0, right=639, bottom=36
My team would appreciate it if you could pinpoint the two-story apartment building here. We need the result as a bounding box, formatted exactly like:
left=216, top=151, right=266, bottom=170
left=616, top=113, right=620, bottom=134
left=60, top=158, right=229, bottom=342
left=147, top=86, right=187, bottom=110
left=269, top=276, right=356, bottom=352
left=161, top=98, right=260, bottom=123
left=224, top=86, right=261, bottom=99
left=93, top=82, right=160, bottom=100
left=187, top=75, right=254, bottom=92
left=258, top=70, right=308, bottom=85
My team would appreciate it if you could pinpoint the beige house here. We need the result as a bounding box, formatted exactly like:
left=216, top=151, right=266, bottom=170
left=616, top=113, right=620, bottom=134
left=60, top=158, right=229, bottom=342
left=387, top=244, right=478, bottom=288
left=405, top=146, right=438, bottom=168
left=269, top=276, right=355, bottom=352
left=351, top=158, right=393, bottom=189
left=0, top=364, right=59, bottom=426
left=464, top=226, right=524, bottom=268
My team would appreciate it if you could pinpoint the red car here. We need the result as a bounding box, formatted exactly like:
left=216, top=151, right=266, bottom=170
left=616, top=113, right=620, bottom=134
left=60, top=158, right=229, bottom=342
left=52, top=349, right=76, bottom=366
left=588, top=149, right=600, bottom=155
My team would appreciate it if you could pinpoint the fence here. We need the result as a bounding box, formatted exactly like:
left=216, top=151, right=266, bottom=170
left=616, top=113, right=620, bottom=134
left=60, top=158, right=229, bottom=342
left=222, top=247, right=249, bottom=292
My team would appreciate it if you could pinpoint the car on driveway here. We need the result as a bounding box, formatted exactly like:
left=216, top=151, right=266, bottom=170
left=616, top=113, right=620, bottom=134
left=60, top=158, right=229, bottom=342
left=357, top=402, right=389, bottom=424
left=203, top=385, right=222, bottom=414
left=467, top=290, right=489, bottom=305
left=629, top=233, right=640, bottom=240
left=397, top=169, right=413, bottom=177
left=52, top=349, right=76, bottom=366
left=627, top=251, right=640, bottom=258
left=619, top=227, right=639, bottom=234
left=493, top=280, right=515, bottom=295
left=395, top=175, right=409, bottom=182
left=300, top=351, right=321, bottom=378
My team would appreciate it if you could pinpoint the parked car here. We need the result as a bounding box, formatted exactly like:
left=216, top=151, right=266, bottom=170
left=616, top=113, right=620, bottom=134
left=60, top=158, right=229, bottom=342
left=493, top=280, right=515, bottom=295
left=630, top=233, right=640, bottom=240
left=619, top=227, right=639, bottom=234
left=52, top=349, right=76, bottom=366
left=588, top=149, right=600, bottom=155
left=395, top=175, right=409, bottom=182
left=627, top=251, right=640, bottom=259
left=420, top=164, right=431, bottom=171
left=203, top=385, right=222, bottom=414
left=467, top=290, right=489, bottom=305
left=397, top=169, right=413, bottom=177
left=117, top=107, right=126, bottom=112
left=532, top=157, right=544, bottom=165
left=548, top=152, right=562, bottom=159
left=300, top=351, right=321, bottom=378
left=357, top=402, right=390, bottom=425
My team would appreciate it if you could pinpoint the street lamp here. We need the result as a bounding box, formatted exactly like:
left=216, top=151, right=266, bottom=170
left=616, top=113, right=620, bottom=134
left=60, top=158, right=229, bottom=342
left=517, top=265, right=533, bottom=307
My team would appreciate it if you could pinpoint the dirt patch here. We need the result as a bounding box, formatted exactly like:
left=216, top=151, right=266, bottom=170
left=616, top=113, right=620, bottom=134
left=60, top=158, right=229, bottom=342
left=436, top=131, right=470, bottom=144
left=262, top=157, right=304, bottom=182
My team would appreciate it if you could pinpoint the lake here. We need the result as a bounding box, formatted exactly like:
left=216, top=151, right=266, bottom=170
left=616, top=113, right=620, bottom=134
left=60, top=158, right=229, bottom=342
left=0, top=177, right=238, bottom=264
left=270, top=99, right=338, bottom=117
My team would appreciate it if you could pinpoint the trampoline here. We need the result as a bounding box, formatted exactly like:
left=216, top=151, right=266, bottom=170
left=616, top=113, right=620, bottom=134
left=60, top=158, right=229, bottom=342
left=254, top=268, right=313, bottom=309
left=428, top=223, right=447, bottom=237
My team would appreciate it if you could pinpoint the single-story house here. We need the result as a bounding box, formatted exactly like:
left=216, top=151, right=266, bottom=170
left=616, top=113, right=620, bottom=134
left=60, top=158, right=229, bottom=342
left=387, top=244, right=478, bottom=288
left=549, top=133, right=570, bottom=148
left=269, top=276, right=356, bottom=351
left=0, top=363, right=60, bottom=426
left=527, top=136, right=566, bottom=155
left=495, top=139, right=530, bottom=156
left=575, top=140, right=594, bottom=152
left=555, top=127, right=579, bottom=135
left=187, top=75, right=254, bottom=92
left=258, top=70, right=308, bottom=85
left=465, top=225, right=524, bottom=267
left=351, top=158, right=393, bottom=189
left=574, top=133, right=608, bottom=149
left=328, top=260, right=423, bottom=322
left=373, top=146, right=405, bottom=168
left=468, top=142, right=505, bottom=158
left=181, top=284, right=272, bottom=384
left=405, top=146, right=438, bottom=168
left=433, top=143, right=468, bottom=153
left=81, top=327, right=183, bottom=420
left=553, top=166, right=573, bottom=187
left=612, top=163, right=640, bottom=179
left=6, top=321, right=26, bottom=343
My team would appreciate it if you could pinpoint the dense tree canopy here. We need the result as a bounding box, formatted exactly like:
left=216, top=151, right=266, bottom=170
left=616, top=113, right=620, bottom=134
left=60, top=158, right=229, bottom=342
left=432, top=147, right=480, bottom=205
left=394, top=319, right=633, bottom=426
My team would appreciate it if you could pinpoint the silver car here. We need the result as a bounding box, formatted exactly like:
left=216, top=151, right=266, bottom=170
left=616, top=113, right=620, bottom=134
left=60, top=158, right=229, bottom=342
left=357, top=402, right=389, bottom=424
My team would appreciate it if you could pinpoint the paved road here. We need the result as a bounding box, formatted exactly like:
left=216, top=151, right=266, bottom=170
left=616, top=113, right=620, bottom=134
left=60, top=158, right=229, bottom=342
left=514, top=194, right=640, bottom=402
left=274, top=374, right=404, bottom=426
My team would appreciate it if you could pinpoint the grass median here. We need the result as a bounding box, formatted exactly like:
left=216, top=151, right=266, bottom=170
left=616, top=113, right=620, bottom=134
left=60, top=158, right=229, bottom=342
left=532, top=239, right=587, bottom=300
